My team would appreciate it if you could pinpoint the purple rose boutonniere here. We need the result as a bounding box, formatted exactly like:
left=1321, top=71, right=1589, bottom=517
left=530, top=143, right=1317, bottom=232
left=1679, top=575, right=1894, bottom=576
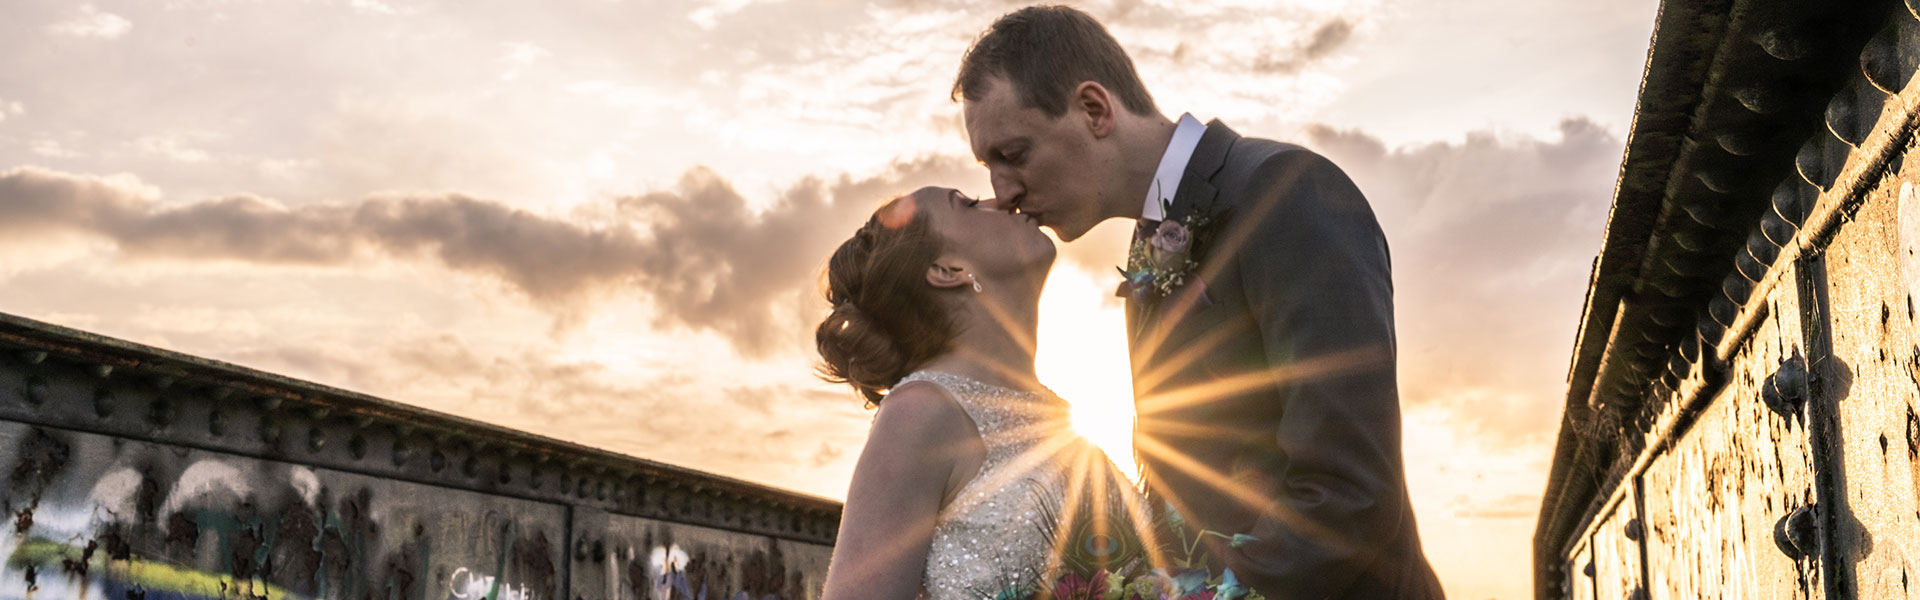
left=1118, top=199, right=1217, bottom=309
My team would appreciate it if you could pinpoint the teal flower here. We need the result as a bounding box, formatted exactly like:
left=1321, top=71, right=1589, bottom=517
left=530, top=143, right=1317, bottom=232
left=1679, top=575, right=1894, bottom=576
left=1213, top=569, right=1249, bottom=600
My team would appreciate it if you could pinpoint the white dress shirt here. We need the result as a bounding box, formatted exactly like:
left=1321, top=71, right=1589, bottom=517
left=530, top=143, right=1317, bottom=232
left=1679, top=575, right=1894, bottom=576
left=1142, top=113, right=1208, bottom=222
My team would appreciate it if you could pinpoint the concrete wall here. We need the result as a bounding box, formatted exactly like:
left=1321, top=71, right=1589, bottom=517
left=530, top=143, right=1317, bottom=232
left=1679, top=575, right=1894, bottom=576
left=0, top=313, right=838, bottom=600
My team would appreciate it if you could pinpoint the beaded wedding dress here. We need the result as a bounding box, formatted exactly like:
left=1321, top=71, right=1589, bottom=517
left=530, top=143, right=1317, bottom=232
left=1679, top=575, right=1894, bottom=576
left=900, top=370, right=1153, bottom=600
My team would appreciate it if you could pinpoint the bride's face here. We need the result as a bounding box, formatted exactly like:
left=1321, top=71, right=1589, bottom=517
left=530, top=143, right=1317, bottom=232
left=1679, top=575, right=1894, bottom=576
left=907, top=186, right=1056, bottom=281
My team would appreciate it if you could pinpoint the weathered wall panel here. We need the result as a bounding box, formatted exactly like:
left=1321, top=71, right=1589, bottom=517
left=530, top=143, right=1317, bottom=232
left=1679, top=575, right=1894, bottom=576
left=1641, top=266, right=1825, bottom=599
left=0, top=313, right=840, bottom=600
left=1566, top=541, right=1596, bottom=600
left=0, top=421, right=567, bottom=600
left=1588, top=485, right=1646, bottom=600
left=1808, top=149, right=1920, bottom=598
left=570, top=508, right=831, bottom=600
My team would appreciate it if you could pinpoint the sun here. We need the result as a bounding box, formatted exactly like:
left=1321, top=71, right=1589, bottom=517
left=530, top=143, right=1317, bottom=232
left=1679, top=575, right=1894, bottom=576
left=1034, top=263, right=1142, bottom=484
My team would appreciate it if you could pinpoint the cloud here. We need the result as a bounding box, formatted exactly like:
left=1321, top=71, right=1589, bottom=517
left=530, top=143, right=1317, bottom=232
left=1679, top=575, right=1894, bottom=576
left=1253, top=19, right=1354, bottom=74
left=47, top=5, right=132, bottom=40
left=612, top=155, right=978, bottom=353
left=1303, top=118, right=1621, bottom=446
left=0, top=156, right=980, bottom=355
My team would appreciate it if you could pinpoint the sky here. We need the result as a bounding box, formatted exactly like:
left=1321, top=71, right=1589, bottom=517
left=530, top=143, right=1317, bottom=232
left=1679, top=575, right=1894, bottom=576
left=0, top=0, right=1660, bottom=597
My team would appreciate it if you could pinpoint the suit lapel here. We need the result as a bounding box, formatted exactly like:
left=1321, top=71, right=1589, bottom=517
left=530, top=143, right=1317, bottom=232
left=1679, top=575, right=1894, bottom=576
left=1128, top=121, right=1241, bottom=349
left=1165, top=120, right=1237, bottom=224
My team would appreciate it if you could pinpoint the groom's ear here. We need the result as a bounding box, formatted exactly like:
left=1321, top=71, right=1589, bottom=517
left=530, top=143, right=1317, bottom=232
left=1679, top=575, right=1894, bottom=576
left=1073, top=81, right=1116, bottom=139
left=926, top=261, right=971, bottom=291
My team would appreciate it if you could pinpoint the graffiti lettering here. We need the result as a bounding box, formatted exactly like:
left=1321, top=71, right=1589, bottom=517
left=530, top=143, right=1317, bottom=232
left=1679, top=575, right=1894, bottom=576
left=449, top=566, right=540, bottom=600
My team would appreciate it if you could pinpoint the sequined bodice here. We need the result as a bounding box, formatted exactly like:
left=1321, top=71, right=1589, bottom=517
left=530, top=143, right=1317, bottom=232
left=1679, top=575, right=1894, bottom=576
left=902, top=370, right=1079, bottom=600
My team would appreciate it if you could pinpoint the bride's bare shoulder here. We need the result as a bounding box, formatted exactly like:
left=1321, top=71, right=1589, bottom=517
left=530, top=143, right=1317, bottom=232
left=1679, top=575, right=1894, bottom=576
left=868, top=380, right=969, bottom=439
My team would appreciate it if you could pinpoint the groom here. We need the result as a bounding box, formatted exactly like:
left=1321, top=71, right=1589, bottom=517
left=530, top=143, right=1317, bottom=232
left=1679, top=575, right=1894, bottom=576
left=956, top=6, right=1443, bottom=598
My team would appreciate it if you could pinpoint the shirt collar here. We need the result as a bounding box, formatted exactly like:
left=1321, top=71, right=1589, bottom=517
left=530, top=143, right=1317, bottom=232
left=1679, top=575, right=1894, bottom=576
left=1142, top=113, right=1207, bottom=222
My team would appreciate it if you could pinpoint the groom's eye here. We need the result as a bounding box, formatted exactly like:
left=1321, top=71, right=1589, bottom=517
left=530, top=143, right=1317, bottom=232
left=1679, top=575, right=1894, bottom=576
left=967, top=199, right=981, bottom=208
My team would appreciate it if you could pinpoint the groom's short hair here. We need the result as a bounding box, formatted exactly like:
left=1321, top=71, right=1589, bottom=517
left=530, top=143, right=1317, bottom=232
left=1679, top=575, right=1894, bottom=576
left=953, top=5, right=1158, bottom=118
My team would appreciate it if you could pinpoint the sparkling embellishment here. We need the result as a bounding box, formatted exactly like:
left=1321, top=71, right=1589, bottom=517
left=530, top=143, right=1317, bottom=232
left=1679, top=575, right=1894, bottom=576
left=902, top=370, right=1088, bottom=600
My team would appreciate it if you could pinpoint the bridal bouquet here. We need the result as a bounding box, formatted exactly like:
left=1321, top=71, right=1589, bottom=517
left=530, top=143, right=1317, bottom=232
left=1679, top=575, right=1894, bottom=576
left=978, top=489, right=1266, bottom=600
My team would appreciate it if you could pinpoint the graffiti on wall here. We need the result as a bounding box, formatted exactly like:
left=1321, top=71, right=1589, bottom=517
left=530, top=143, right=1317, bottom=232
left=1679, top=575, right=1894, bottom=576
left=0, top=421, right=830, bottom=600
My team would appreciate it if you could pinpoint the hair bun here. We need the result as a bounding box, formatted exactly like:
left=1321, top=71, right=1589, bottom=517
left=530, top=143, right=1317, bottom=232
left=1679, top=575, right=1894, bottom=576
left=817, top=301, right=908, bottom=405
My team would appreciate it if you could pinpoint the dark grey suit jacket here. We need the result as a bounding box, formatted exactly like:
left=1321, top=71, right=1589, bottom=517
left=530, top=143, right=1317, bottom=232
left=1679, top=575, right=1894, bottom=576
left=1126, top=121, right=1443, bottom=599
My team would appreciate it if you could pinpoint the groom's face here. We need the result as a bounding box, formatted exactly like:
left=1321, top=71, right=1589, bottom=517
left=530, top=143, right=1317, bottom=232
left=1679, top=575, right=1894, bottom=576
left=963, top=76, right=1107, bottom=242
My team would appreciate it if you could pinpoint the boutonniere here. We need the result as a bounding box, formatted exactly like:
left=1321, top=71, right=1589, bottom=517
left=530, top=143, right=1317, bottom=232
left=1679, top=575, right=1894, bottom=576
left=1117, top=197, right=1220, bottom=309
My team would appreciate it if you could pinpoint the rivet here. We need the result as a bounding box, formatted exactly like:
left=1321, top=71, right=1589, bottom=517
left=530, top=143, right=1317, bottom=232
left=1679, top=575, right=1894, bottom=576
left=1753, top=29, right=1810, bottom=61
left=309, top=407, right=331, bottom=420
left=392, top=442, right=413, bottom=467
left=1774, top=504, right=1821, bottom=558
left=353, top=415, right=375, bottom=428
left=1862, top=25, right=1910, bottom=93
left=147, top=399, right=174, bottom=428
left=208, top=410, right=225, bottom=436
left=308, top=428, right=326, bottom=453
left=1733, top=85, right=1784, bottom=114
left=210, top=385, right=236, bottom=400
left=21, top=376, right=47, bottom=406
left=1826, top=92, right=1864, bottom=147
left=19, top=350, right=46, bottom=365
left=1716, top=130, right=1765, bottom=156
left=261, top=420, right=281, bottom=444
left=93, top=388, right=114, bottom=418
left=152, top=376, right=175, bottom=390
left=1796, top=139, right=1835, bottom=190
left=463, top=456, right=479, bottom=478
left=1695, top=170, right=1736, bottom=194
left=430, top=450, right=447, bottom=473
left=349, top=434, right=367, bottom=460
left=257, top=396, right=282, bottom=411
left=92, top=364, right=114, bottom=379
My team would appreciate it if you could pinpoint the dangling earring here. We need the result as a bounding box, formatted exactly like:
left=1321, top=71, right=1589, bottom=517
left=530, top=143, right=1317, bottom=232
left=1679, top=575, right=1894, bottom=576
left=968, top=273, right=982, bottom=293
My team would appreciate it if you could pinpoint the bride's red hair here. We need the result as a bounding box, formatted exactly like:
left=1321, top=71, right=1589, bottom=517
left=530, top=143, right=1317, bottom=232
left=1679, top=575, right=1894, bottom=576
left=816, top=196, right=957, bottom=406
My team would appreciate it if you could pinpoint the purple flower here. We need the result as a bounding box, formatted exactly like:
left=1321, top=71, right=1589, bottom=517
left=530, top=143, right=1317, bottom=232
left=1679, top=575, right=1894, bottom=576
left=1051, top=571, right=1110, bottom=600
left=1148, top=221, right=1192, bottom=272
left=1150, top=220, right=1191, bottom=254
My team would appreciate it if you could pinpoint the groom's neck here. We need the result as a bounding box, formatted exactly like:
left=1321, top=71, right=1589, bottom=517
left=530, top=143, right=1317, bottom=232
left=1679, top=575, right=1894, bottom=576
left=1113, top=113, right=1178, bottom=221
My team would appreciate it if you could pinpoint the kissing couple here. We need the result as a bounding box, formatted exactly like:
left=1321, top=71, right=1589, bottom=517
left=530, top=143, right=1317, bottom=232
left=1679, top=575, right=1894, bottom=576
left=814, top=6, right=1444, bottom=600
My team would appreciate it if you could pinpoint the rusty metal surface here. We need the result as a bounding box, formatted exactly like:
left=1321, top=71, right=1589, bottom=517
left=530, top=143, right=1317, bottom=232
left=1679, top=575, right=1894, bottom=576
left=0, top=312, right=838, bottom=599
left=1640, top=264, right=1824, bottom=599
left=1538, top=2, right=1902, bottom=592
left=1566, top=541, right=1596, bottom=600
left=1539, top=1, right=1920, bottom=597
left=1803, top=149, right=1920, bottom=598
left=1588, top=483, right=1646, bottom=600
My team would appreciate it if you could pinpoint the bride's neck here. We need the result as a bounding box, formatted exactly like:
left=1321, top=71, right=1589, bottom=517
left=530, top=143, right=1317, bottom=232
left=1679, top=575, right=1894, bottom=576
left=919, top=297, right=1042, bottom=392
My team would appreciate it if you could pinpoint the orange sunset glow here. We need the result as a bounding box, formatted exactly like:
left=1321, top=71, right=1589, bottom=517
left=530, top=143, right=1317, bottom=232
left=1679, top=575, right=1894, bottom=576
left=0, top=1, right=1661, bottom=597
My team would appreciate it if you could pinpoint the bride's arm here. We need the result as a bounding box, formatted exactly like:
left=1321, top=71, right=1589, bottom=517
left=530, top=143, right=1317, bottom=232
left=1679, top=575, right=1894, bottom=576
left=820, top=383, right=972, bottom=599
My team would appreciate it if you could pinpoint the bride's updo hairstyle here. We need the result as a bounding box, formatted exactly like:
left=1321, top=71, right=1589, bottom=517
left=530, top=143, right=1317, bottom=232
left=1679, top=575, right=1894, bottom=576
left=817, top=197, right=957, bottom=406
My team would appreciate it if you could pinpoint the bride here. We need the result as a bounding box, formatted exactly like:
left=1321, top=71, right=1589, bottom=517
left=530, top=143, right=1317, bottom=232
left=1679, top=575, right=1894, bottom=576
left=814, top=186, right=1157, bottom=599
